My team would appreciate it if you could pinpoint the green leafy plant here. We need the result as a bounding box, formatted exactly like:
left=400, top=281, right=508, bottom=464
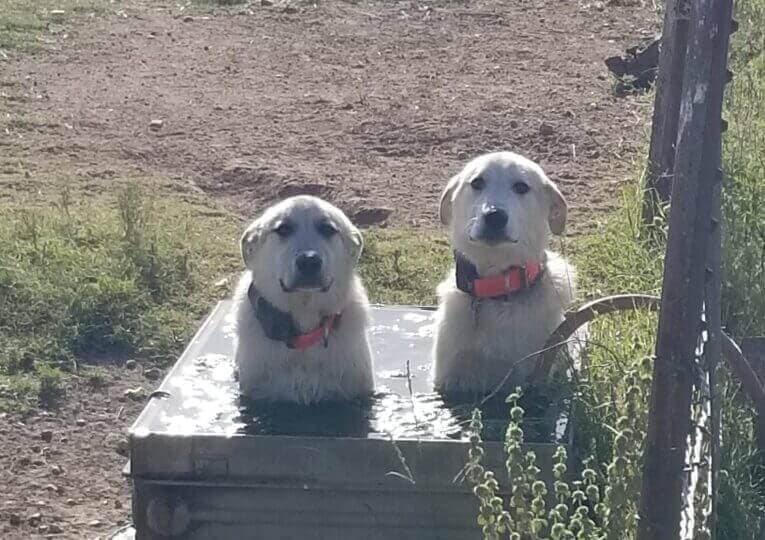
left=466, top=383, right=647, bottom=540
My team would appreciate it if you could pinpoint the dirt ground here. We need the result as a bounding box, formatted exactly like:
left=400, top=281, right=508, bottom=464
left=1, top=0, right=658, bottom=231
left=0, top=366, right=149, bottom=539
left=0, top=0, right=659, bottom=537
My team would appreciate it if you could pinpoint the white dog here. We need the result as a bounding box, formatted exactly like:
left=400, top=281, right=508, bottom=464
left=233, top=196, right=375, bottom=404
left=432, top=152, right=576, bottom=395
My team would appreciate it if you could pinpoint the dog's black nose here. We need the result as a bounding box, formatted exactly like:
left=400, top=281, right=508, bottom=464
left=296, top=251, right=322, bottom=275
left=482, top=207, right=508, bottom=230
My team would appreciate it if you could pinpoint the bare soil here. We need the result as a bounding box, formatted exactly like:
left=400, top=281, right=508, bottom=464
left=1, top=366, right=149, bottom=540
left=1, top=0, right=657, bottom=231
left=0, top=1, right=659, bottom=537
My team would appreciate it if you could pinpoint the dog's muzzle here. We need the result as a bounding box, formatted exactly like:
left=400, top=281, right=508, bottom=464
left=471, top=206, right=512, bottom=244
left=296, top=250, right=322, bottom=276
left=280, top=250, right=332, bottom=292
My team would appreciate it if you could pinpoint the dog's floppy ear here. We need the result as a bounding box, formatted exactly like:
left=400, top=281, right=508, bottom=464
left=240, top=220, right=264, bottom=269
left=345, top=222, right=364, bottom=263
left=543, top=177, right=568, bottom=235
left=439, top=173, right=461, bottom=226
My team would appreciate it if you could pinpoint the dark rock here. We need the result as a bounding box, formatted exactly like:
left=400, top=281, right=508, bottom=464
left=277, top=183, right=333, bottom=199
left=605, top=35, right=660, bottom=94
left=352, top=207, right=393, bottom=227
left=143, top=368, right=161, bottom=381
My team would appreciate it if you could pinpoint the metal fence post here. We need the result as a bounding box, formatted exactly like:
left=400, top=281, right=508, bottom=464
left=636, top=0, right=734, bottom=536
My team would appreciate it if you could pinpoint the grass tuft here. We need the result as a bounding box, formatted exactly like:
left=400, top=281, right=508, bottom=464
left=0, top=184, right=240, bottom=411
left=37, top=364, right=65, bottom=409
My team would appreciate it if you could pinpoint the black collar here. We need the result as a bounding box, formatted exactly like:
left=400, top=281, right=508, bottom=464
left=455, top=251, right=481, bottom=295
left=247, top=283, right=339, bottom=350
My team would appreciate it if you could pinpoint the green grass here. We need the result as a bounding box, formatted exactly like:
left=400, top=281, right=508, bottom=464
left=562, top=2, right=765, bottom=534
left=713, top=0, right=765, bottom=535
left=360, top=231, right=450, bottom=306
left=0, top=185, right=240, bottom=411
left=722, top=41, right=765, bottom=337
left=0, top=181, right=661, bottom=424
left=0, top=0, right=106, bottom=50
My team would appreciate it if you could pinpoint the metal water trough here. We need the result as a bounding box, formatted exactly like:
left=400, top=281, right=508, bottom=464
left=121, top=301, right=574, bottom=540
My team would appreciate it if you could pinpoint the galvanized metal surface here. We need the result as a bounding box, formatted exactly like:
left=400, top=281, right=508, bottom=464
left=125, top=302, right=572, bottom=539
left=109, top=525, right=135, bottom=540
left=130, top=302, right=569, bottom=446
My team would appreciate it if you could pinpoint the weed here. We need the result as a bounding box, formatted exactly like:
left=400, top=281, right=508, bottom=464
left=467, top=380, right=648, bottom=539
left=37, top=364, right=65, bottom=409
left=84, top=366, right=110, bottom=390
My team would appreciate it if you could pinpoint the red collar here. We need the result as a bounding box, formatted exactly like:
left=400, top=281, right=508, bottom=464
left=291, top=314, right=340, bottom=350
left=455, top=252, right=544, bottom=299
left=248, top=284, right=341, bottom=350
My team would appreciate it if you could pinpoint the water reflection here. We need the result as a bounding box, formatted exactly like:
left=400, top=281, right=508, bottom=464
left=236, top=389, right=569, bottom=443
left=153, top=350, right=569, bottom=443
left=145, top=304, right=572, bottom=445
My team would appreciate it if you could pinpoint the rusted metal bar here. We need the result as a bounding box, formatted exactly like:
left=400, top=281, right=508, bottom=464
left=723, top=337, right=765, bottom=413
left=637, top=0, right=734, bottom=535
left=532, top=294, right=660, bottom=382
left=535, top=298, right=764, bottom=410
left=642, top=0, right=691, bottom=226
left=740, top=338, right=765, bottom=455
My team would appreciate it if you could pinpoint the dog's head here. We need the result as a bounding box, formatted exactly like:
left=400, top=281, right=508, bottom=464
left=241, top=196, right=363, bottom=296
left=438, top=152, right=567, bottom=265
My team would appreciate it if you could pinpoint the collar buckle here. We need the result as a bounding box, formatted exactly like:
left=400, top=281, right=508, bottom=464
left=248, top=283, right=340, bottom=351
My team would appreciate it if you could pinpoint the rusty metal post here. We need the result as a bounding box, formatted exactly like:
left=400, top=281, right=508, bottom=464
left=636, top=0, right=734, bottom=536
left=642, top=0, right=690, bottom=226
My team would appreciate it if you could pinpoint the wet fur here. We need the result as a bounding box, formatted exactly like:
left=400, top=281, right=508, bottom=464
left=432, top=152, right=577, bottom=394
left=233, top=196, right=374, bottom=404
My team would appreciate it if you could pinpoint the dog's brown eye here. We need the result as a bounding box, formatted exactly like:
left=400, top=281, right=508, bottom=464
left=274, top=221, right=294, bottom=237
left=317, top=221, right=338, bottom=238
left=470, top=176, right=486, bottom=191
left=513, top=181, right=530, bottom=195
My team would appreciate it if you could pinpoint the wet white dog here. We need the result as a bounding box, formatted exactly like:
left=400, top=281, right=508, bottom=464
left=432, top=152, right=576, bottom=395
left=233, top=196, right=374, bottom=404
